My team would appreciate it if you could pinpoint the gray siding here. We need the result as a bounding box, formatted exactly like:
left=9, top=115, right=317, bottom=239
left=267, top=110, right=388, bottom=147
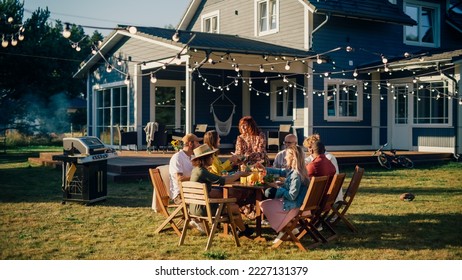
left=190, top=0, right=307, bottom=50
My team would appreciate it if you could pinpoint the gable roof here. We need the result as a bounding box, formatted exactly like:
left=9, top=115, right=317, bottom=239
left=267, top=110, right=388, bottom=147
left=74, top=26, right=317, bottom=77
left=309, top=0, right=416, bottom=26
left=135, top=26, right=316, bottom=57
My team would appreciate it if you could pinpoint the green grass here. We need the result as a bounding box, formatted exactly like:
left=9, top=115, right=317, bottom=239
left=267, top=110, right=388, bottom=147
left=1, top=150, right=461, bottom=260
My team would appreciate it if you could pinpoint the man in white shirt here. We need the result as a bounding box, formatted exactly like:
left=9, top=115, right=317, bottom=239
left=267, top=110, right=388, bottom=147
left=272, top=134, right=297, bottom=170
left=168, top=133, right=202, bottom=204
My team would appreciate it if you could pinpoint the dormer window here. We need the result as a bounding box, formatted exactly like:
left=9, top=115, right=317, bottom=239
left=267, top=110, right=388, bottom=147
left=404, top=1, right=440, bottom=47
left=201, top=11, right=219, bottom=33
left=256, top=0, right=279, bottom=36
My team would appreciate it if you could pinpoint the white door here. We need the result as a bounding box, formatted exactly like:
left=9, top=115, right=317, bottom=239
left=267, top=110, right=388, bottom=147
left=390, top=85, right=411, bottom=150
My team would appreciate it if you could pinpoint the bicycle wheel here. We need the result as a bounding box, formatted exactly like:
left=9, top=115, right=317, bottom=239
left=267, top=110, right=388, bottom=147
left=398, top=156, right=414, bottom=168
left=377, top=154, right=391, bottom=169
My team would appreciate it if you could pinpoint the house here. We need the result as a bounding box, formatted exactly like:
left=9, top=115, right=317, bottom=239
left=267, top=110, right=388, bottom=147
left=74, top=0, right=462, bottom=156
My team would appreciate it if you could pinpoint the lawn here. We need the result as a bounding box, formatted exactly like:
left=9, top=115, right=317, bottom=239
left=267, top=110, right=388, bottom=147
left=1, top=150, right=461, bottom=260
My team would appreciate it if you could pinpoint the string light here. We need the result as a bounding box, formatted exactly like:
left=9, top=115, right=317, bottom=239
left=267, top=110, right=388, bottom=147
left=150, top=73, right=157, bottom=84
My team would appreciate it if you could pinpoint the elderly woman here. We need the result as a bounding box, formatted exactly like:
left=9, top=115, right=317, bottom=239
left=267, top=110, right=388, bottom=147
left=260, top=145, right=310, bottom=241
left=190, top=144, right=254, bottom=237
left=234, top=116, right=269, bottom=165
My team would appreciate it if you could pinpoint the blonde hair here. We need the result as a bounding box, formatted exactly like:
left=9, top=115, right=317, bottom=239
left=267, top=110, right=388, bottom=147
left=303, top=133, right=321, bottom=149
left=286, top=145, right=310, bottom=184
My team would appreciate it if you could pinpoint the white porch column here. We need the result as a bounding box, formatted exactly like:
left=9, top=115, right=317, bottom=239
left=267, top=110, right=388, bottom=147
left=455, top=60, right=462, bottom=156
left=371, top=72, right=381, bottom=149
left=134, top=64, right=143, bottom=147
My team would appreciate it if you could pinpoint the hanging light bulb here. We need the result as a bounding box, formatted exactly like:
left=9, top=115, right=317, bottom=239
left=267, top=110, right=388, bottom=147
left=75, top=44, right=81, bottom=52
left=8, top=17, right=14, bottom=23
left=234, top=64, right=239, bottom=72
left=285, top=61, right=291, bottom=71
left=124, top=74, right=130, bottom=85
left=316, top=55, right=323, bottom=64
left=353, top=69, right=358, bottom=77
left=175, top=54, right=182, bottom=65
left=18, top=33, right=24, bottom=41
left=150, top=73, right=157, bottom=83
left=259, top=65, right=265, bottom=73
left=264, top=77, right=268, bottom=84
left=106, top=64, right=112, bottom=73
left=11, top=38, right=17, bottom=46
left=413, top=77, right=417, bottom=83
left=346, top=46, right=353, bottom=52
left=2, top=36, right=9, bottom=48
left=62, top=23, right=71, bottom=38
left=128, top=26, right=137, bottom=34
left=381, top=55, right=388, bottom=64
left=172, top=31, right=180, bottom=42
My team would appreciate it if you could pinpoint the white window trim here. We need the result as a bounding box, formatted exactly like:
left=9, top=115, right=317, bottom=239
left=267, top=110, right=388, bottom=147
left=323, top=78, right=363, bottom=122
left=411, top=76, right=453, bottom=127
left=201, top=10, right=220, bottom=33
left=254, top=0, right=279, bottom=37
left=403, top=0, right=440, bottom=48
left=149, top=80, right=186, bottom=129
left=270, top=79, right=296, bottom=121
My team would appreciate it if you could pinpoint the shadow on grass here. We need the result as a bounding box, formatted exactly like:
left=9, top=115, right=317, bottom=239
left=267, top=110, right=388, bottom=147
left=279, top=212, right=462, bottom=252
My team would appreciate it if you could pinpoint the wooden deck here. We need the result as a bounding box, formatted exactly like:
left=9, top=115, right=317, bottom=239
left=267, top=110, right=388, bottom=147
left=29, top=149, right=454, bottom=182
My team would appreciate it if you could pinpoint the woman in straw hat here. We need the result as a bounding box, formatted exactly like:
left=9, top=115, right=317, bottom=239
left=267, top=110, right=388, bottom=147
left=189, top=144, right=254, bottom=237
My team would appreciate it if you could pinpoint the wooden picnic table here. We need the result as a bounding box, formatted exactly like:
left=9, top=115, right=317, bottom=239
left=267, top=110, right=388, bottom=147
left=221, top=183, right=271, bottom=241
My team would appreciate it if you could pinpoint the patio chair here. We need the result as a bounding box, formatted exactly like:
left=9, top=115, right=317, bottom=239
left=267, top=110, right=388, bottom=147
left=327, top=165, right=364, bottom=232
left=316, top=173, right=346, bottom=241
left=194, top=124, right=208, bottom=138
left=178, top=181, right=241, bottom=250
left=272, top=176, right=329, bottom=251
left=149, top=168, right=184, bottom=237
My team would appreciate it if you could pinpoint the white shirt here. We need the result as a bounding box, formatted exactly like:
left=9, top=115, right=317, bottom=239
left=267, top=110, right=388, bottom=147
left=273, top=149, right=287, bottom=169
left=168, top=150, right=193, bottom=199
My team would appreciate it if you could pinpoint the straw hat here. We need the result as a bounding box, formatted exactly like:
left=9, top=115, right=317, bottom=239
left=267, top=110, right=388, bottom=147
left=192, top=144, right=218, bottom=159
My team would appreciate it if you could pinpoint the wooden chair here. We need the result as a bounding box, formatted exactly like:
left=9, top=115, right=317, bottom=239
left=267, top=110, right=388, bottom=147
left=178, top=181, right=241, bottom=250
left=327, top=165, right=365, bottom=232
left=272, top=176, right=329, bottom=251
left=149, top=168, right=184, bottom=237
left=316, top=173, right=346, bottom=241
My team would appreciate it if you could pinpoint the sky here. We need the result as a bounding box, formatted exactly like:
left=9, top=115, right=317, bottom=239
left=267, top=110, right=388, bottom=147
left=22, top=0, right=191, bottom=35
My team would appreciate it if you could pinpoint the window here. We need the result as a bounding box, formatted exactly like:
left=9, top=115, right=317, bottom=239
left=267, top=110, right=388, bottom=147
left=404, top=1, right=440, bottom=47
left=393, top=85, right=409, bottom=124
left=153, top=83, right=186, bottom=130
left=413, top=80, right=449, bottom=124
left=256, top=0, right=278, bottom=36
left=270, top=79, right=295, bottom=121
left=324, top=79, right=363, bottom=122
left=95, top=85, right=132, bottom=145
left=201, top=11, right=219, bottom=33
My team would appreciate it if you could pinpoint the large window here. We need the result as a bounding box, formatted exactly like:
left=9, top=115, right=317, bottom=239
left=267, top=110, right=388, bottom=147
left=153, top=84, right=186, bottom=130
left=413, top=80, right=449, bottom=124
left=324, top=79, right=363, bottom=122
left=201, top=11, right=219, bottom=33
left=256, top=0, right=278, bottom=36
left=270, top=79, right=295, bottom=121
left=95, top=85, right=132, bottom=145
left=404, top=1, right=440, bottom=47
left=393, top=85, right=409, bottom=124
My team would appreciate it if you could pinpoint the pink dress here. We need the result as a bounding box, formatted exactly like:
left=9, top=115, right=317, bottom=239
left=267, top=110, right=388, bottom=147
left=260, top=199, right=299, bottom=232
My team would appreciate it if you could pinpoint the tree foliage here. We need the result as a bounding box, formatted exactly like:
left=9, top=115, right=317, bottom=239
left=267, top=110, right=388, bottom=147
left=0, top=0, right=103, bottom=134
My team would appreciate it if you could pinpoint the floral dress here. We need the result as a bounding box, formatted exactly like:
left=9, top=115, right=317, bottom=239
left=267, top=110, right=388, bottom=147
left=235, top=132, right=269, bottom=165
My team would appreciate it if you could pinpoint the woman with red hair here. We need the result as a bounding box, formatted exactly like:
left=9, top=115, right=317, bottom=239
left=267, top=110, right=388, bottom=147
left=234, top=116, right=268, bottom=165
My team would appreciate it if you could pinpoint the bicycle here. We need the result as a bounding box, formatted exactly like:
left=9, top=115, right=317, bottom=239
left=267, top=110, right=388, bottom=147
left=372, top=143, right=414, bottom=169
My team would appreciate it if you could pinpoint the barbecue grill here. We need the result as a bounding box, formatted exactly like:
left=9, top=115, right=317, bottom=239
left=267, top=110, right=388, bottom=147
left=53, top=136, right=118, bottom=204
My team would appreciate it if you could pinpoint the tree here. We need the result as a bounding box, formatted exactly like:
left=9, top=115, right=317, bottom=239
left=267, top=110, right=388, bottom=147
left=0, top=0, right=103, bottom=134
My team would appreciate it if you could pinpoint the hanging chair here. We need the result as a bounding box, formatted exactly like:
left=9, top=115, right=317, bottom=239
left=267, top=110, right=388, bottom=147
left=210, top=93, right=236, bottom=136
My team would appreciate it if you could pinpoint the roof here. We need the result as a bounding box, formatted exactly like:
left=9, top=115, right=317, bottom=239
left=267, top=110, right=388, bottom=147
left=359, top=48, right=462, bottom=70
left=309, top=0, right=416, bottom=26
left=135, top=26, right=316, bottom=57
left=74, top=26, right=317, bottom=77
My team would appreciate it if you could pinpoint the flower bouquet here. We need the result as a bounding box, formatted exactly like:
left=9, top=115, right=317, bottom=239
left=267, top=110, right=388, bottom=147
left=171, top=139, right=182, bottom=151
